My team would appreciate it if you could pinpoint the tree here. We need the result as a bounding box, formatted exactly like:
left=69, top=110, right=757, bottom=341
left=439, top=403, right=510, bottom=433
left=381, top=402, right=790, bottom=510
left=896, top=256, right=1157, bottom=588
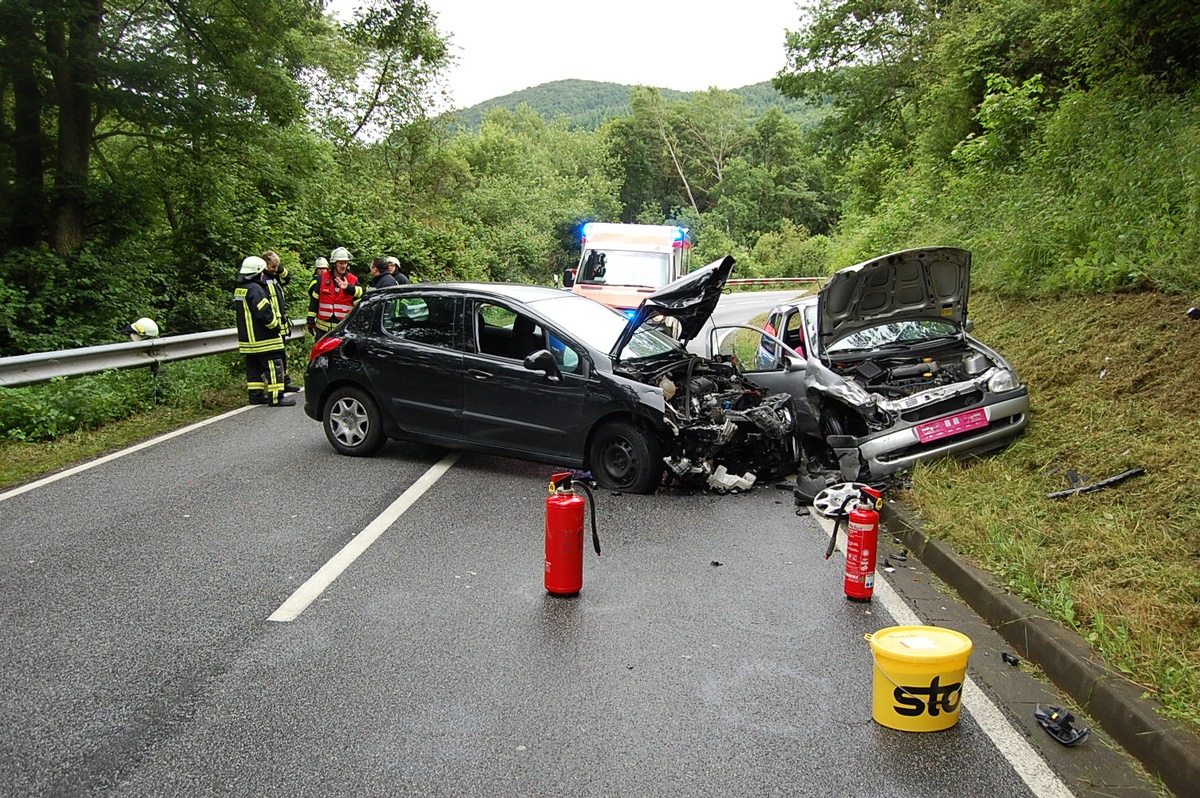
left=775, top=0, right=947, bottom=161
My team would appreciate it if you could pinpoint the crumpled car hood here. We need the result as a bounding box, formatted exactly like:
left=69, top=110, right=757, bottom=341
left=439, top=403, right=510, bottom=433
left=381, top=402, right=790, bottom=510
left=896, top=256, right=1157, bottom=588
left=819, top=247, right=970, bottom=350
left=610, top=255, right=734, bottom=360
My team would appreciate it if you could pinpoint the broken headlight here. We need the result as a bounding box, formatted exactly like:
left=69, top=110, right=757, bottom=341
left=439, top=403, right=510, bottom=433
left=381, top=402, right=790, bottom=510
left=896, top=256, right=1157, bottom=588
left=987, top=369, right=1020, bottom=393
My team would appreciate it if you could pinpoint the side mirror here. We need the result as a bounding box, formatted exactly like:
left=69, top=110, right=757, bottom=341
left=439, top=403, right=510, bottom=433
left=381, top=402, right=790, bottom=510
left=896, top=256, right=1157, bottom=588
left=781, top=352, right=806, bottom=372
left=523, top=349, right=562, bottom=383
left=562, top=268, right=576, bottom=288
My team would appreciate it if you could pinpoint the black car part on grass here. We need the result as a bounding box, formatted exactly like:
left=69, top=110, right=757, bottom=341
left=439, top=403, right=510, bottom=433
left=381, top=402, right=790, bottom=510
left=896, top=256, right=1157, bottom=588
left=1046, top=467, right=1146, bottom=499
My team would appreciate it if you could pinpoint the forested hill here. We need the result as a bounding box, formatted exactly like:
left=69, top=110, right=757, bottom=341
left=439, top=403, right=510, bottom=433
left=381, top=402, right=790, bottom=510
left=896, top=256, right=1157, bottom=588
left=450, top=78, right=823, bottom=130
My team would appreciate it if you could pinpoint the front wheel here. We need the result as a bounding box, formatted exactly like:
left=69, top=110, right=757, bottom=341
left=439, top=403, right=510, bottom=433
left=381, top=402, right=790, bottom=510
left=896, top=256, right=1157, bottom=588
left=323, top=386, right=386, bottom=456
left=588, top=420, right=663, bottom=494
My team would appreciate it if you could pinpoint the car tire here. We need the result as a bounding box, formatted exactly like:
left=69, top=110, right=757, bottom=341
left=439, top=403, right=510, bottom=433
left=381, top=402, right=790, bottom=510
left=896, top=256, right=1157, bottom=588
left=323, top=386, right=386, bottom=456
left=588, top=420, right=663, bottom=494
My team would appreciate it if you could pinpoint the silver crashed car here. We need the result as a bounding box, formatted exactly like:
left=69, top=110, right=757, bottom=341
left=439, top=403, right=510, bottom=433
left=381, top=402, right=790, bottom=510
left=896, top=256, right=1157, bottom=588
left=708, top=247, right=1030, bottom=491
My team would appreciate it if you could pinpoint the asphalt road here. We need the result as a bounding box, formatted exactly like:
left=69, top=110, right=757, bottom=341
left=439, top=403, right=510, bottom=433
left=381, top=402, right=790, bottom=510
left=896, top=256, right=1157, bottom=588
left=2, top=407, right=1044, bottom=797
left=0, top=290, right=1159, bottom=797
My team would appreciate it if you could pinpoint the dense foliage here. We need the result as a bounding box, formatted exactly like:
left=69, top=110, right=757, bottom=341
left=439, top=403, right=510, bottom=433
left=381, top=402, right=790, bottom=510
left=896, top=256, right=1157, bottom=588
left=1, top=0, right=1197, bottom=353
left=776, top=0, right=1200, bottom=295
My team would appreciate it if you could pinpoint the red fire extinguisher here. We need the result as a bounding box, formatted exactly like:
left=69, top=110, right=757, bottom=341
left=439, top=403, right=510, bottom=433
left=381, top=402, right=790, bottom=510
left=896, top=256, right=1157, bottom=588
left=545, top=472, right=601, bottom=596
left=824, top=485, right=883, bottom=601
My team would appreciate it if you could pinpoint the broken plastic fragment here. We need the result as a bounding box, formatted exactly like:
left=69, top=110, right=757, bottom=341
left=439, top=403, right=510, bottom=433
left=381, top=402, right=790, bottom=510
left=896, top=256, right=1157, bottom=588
left=1035, top=705, right=1089, bottom=746
left=706, top=465, right=757, bottom=492
left=1001, top=652, right=1020, bottom=667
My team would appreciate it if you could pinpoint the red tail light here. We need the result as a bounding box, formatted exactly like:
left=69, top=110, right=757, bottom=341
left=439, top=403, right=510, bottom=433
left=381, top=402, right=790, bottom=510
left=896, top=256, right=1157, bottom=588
left=309, top=335, right=343, bottom=361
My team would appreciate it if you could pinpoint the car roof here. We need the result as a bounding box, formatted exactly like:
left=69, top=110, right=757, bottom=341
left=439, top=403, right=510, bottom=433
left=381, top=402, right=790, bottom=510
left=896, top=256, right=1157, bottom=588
left=770, top=295, right=819, bottom=314
left=363, top=281, right=575, bottom=304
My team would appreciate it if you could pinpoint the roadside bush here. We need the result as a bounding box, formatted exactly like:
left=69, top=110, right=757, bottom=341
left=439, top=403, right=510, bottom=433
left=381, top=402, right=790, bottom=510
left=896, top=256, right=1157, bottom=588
left=0, top=353, right=245, bottom=443
left=747, top=222, right=831, bottom=277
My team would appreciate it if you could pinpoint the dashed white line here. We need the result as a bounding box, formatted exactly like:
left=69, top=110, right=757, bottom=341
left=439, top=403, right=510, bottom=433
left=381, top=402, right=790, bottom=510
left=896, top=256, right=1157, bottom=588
left=267, top=451, right=461, bottom=622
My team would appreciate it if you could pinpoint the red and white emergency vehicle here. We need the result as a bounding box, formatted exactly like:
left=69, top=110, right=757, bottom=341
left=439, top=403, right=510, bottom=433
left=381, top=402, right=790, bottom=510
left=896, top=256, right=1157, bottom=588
left=565, top=222, right=692, bottom=316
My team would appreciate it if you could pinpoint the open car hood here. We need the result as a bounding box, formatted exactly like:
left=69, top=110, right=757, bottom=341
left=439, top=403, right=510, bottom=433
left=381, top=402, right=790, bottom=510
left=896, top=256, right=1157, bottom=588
left=818, top=247, right=971, bottom=349
left=610, top=255, right=734, bottom=360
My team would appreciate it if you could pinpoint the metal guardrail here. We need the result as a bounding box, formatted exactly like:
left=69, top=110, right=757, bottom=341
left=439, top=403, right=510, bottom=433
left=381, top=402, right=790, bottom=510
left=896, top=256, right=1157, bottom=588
left=0, top=320, right=308, bottom=388
left=0, top=278, right=824, bottom=388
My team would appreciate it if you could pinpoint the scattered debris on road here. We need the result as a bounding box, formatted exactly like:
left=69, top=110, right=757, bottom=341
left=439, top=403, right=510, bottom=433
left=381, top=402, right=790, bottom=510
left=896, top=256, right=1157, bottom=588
left=1035, top=705, right=1090, bottom=746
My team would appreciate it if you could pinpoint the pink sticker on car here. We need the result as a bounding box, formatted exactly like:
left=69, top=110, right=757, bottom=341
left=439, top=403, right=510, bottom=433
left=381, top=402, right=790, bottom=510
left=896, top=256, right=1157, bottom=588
left=916, top=408, right=989, bottom=443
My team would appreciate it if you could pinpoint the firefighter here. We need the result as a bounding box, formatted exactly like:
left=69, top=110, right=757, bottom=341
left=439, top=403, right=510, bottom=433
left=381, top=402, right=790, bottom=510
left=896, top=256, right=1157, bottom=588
left=261, top=250, right=299, bottom=394
left=312, top=246, right=362, bottom=338
left=386, top=255, right=411, bottom=285
left=306, top=256, right=328, bottom=336
left=368, top=257, right=398, bottom=291
left=234, top=256, right=292, bottom=407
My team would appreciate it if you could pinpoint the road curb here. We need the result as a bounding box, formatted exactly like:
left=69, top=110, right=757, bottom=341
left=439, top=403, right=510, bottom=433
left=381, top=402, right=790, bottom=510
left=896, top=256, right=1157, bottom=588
left=881, top=501, right=1200, bottom=798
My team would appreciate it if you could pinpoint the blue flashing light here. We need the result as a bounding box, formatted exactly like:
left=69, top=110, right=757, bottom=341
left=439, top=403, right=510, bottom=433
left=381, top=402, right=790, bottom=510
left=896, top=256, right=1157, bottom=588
left=581, top=222, right=595, bottom=239
left=622, top=308, right=638, bottom=319
left=672, top=226, right=689, bottom=242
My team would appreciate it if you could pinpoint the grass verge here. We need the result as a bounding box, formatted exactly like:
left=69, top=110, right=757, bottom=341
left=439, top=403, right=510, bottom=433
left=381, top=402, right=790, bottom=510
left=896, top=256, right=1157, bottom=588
left=0, top=383, right=246, bottom=490
left=902, top=290, right=1200, bottom=733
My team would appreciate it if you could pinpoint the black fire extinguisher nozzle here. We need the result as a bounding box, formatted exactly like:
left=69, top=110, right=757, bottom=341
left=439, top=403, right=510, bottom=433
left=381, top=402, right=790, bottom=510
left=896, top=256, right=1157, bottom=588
left=571, top=479, right=601, bottom=556
left=825, top=494, right=857, bottom=560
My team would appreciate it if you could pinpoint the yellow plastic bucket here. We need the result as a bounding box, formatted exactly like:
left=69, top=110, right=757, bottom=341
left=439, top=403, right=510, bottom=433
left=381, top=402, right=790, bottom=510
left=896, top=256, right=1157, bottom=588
left=865, top=625, right=973, bottom=732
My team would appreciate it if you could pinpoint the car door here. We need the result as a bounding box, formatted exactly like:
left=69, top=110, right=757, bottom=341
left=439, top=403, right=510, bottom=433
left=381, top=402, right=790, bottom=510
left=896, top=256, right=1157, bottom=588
left=708, top=321, right=820, bottom=439
left=361, top=293, right=464, bottom=443
left=461, top=300, right=591, bottom=462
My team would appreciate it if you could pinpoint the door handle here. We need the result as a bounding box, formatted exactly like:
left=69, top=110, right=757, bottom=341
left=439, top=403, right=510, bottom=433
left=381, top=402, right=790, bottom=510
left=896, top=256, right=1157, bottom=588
left=468, top=369, right=493, bottom=380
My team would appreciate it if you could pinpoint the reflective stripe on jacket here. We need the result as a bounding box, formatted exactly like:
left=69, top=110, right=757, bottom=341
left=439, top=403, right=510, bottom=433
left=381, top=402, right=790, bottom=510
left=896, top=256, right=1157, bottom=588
left=315, top=270, right=361, bottom=327
left=235, top=278, right=284, bottom=354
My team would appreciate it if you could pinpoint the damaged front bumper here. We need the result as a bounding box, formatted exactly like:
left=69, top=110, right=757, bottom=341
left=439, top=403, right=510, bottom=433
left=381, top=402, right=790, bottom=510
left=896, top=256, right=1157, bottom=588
left=830, top=392, right=1031, bottom=480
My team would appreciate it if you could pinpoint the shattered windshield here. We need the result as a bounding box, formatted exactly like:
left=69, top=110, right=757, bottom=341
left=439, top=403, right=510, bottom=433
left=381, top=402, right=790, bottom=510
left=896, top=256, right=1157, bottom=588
left=532, top=293, right=679, bottom=361
left=826, top=319, right=959, bottom=353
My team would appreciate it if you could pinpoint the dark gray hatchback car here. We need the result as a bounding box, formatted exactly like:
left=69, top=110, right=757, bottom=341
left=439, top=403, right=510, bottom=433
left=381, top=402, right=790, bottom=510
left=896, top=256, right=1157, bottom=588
left=303, top=256, right=800, bottom=493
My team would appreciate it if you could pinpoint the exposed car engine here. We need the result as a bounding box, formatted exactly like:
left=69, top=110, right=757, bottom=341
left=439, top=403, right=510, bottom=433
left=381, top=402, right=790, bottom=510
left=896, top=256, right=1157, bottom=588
left=622, top=356, right=798, bottom=486
left=831, top=350, right=997, bottom=399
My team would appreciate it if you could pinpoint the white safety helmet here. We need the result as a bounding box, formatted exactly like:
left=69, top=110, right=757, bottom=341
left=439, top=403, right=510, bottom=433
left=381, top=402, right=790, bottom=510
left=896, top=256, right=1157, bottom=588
left=386, top=256, right=400, bottom=268
left=314, top=256, right=329, bottom=270
left=123, top=317, right=160, bottom=341
left=240, top=255, right=267, bottom=275
left=330, top=246, right=351, bottom=262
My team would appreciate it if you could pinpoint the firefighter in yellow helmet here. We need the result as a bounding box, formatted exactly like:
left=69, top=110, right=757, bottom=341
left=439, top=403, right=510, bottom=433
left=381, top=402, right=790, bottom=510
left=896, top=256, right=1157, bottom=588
left=234, top=256, right=292, bottom=407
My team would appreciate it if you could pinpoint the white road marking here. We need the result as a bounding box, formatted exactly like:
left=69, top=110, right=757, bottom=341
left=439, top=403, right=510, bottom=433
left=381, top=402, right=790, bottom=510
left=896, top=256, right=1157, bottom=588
left=267, top=451, right=461, bottom=623
left=815, top=510, right=1074, bottom=798
left=0, top=404, right=258, bottom=504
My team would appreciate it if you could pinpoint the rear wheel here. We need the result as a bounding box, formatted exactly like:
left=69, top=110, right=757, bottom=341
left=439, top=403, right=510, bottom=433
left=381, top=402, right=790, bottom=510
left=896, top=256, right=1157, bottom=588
left=588, top=421, right=663, bottom=494
left=323, top=386, right=386, bottom=456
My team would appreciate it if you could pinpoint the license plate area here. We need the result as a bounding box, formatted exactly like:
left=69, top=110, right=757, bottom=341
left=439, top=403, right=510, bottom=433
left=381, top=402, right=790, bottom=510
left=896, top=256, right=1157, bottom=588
left=916, top=408, right=989, bottom=443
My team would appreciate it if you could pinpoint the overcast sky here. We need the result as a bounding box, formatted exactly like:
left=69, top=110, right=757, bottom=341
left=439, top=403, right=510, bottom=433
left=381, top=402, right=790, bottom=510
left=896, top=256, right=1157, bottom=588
left=419, top=0, right=803, bottom=108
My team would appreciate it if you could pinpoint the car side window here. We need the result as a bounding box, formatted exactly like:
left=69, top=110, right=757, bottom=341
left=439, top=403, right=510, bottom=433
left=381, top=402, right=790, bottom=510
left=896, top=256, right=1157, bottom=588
left=475, top=302, right=548, bottom=363
left=547, top=334, right=582, bottom=375
left=784, top=311, right=805, bottom=357
left=382, top=295, right=457, bottom=348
